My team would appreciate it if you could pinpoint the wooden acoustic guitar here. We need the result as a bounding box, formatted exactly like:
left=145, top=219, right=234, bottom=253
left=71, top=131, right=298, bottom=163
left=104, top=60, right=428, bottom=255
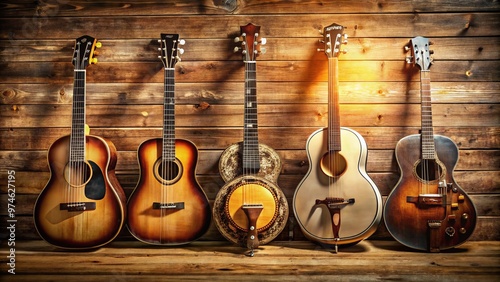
left=292, top=23, right=382, bottom=252
left=383, top=36, right=477, bottom=252
left=213, top=23, right=288, bottom=256
left=33, top=35, right=127, bottom=249
left=127, top=34, right=211, bottom=245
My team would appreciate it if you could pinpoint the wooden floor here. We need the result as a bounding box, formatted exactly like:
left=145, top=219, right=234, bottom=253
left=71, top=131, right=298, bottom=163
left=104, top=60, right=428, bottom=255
left=1, top=240, right=499, bottom=281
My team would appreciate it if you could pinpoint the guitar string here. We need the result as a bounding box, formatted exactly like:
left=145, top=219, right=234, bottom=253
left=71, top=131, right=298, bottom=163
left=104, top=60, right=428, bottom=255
left=420, top=70, right=435, bottom=194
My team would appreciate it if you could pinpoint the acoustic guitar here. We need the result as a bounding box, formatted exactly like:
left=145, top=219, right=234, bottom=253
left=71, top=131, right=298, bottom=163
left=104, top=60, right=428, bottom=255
left=292, top=23, right=382, bottom=252
left=33, top=35, right=127, bottom=249
left=213, top=23, right=288, bottom=256
left=127, top=34, right=211, bottom=245
left=383, top=36, right=477, bottom=252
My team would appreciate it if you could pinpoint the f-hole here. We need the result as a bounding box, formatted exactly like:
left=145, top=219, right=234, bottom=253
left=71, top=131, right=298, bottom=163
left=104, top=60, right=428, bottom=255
left=413, top=159, right=445, bottom=184
left=64, top=161, right=92, bottom=187
left=154, top=157, right=183, bottom=185
left=320, top=151, right=347, bottom=178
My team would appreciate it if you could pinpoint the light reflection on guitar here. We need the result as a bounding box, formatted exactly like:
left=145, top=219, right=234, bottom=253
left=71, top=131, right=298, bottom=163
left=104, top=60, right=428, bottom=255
left=292, top=23, right=382, bottom=252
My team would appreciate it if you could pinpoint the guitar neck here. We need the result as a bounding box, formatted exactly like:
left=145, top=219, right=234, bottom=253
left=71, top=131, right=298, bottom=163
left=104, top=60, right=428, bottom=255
left=328, top=57, right=341, bottom=152
left=163, top=67, right=176, bottom=161
left=69, top=70, right=86, bottom=163
left=420, top=70, right=436, bottom=160
left=243, top=61, right=260, bottom=172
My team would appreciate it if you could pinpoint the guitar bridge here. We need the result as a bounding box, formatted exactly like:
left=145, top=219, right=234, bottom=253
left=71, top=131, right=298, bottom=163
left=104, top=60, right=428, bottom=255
left=152, top=202, right=185, bottom=210
left=406, top=194, right=444, bottom=206
left=316, top=197, right=355, bottom=209
left=60, top=202, right=96, bottom=212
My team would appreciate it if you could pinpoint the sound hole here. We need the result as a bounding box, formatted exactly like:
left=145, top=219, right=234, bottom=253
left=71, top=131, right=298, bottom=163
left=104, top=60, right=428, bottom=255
left=64, top=161, right=93, bottom=187
left=414, top=159, right=444, bottom=183
left=226, top=182, right=278, bottom=232
left=320, top=151, right=347, bottom=178
left=154, top=158, right=183, bottom=185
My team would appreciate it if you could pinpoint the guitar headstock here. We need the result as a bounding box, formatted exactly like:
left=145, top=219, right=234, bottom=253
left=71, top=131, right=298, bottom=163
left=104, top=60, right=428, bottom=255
left=72, top=35, right=101, bottom=70
left=405, top=36, right=434, bottom=70
left=320, top=23, right=347, bottom=58
left=158, top=33, right=184, bottom=68
left=234, top=23, right=266, bottom=61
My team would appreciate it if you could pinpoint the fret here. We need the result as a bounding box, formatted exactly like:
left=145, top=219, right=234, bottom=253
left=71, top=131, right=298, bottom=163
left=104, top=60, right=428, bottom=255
left=243, top=61, right=260, bottom=172
left=328, top=57, right=342, bottom=152
left=420, top=70, right=435, bottom=160
left=162, top=68, right=176, bottom=161
left=69, top=70, right=86, bottom=163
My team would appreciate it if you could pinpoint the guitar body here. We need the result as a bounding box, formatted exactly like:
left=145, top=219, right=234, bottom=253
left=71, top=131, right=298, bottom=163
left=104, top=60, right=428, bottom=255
left=34, top=135, right=126, bottom=249
left=384, top=134, right=477, bottom=251
left=127, top=138, right=211, bottom=245
left=293, top=127, right=382, bottom=245
left=213, top=174, right=289, bottom=248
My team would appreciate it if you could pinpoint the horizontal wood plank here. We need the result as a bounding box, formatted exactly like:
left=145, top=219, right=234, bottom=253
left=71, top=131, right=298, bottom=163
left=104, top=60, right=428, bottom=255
left=1, top=104, right=498, bottom=128
left=1, top=61, right=498, bottom=84
left=2, top=37, right=499, bottom=62
left=2, top=13, right=499, bottom=40
left=1, top=0, right=499, bottom=17
left=1, top=149, right=498, bottom=174
left=0, top=127, right=498, bottom=150
left=2, top=81, right=499, bottom=105
left=1, top=170, right=498, bottom=197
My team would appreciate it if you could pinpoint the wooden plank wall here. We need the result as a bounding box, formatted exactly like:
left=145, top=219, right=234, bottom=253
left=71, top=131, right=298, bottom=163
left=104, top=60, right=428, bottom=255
left=0, top=0, right=499, bottom=242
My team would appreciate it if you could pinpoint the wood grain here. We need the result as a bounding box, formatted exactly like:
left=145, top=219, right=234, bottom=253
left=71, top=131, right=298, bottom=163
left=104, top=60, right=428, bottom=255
left=0, top=1, right=498, bottom=243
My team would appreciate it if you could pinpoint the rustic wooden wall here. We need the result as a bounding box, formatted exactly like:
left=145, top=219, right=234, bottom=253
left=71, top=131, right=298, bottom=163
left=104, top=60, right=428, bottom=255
left=0, top=0, right=498, bottom=242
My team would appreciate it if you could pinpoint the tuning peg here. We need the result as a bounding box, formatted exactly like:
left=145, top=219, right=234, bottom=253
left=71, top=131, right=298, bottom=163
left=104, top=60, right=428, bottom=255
left=260, top=38, right=267, bottom=45
left=91, top=57, right=98, bottom=64
left=404, top=45, right=410, bottom=52
left=429, top=49, right=434, bottom=55
left=429, top=41, right=435, bottom=45
left=343, top=34, right=348, bottom=44
left=178, top=48, right=184, bottom=55
left=260, top=47, right=267, bottom=54
left=405, top=56, right=413, bottom=63
left=178, top=39, right=185, bottom=45
left=96, top=42, right=102, bottom=48
left=175, top=56, right=182, bottom=62
left=233, top=46, right=240, bottom=53
left=317, top=48, right=325, bottom=52
left=341, top=49, right=347, bottom=54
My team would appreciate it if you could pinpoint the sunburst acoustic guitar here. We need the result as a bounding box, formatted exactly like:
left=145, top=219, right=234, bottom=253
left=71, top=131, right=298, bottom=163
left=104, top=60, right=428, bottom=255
left=292, top=23, right=382, bottom=252
left=127, top=34, right=211, bottom=245
left=383, top=36, right=477, bottom=252
left=33, top=35, right=127, bottom=249
left=213, top=23, right=289, bottom=256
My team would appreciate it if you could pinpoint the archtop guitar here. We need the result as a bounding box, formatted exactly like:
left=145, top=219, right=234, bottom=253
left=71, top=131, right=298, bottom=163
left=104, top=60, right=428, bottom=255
left=383, top=36, right=477, bottom=252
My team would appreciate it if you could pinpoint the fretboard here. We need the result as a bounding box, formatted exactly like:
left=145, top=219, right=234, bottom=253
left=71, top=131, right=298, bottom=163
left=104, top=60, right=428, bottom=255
left=163, top=68, right=176, bottom=161
left=328, top=57, right=341, bottom=152
left=69, top=70, right=86, bottom=163
left=420, top=70, right=436, bottom=160
left=243, top=61, right=260, bottom=172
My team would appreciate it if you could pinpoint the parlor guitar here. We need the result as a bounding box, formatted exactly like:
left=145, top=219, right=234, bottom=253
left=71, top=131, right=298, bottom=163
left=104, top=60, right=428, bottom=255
left=213, top=23, right=288, bottom=256
left=292, top=23, right=382, bottom=252
left=127, top=34, right=211, bottom=245
left=383, top=36, right=477, bottom=252
left=33, top=35, right=127, bottom=249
